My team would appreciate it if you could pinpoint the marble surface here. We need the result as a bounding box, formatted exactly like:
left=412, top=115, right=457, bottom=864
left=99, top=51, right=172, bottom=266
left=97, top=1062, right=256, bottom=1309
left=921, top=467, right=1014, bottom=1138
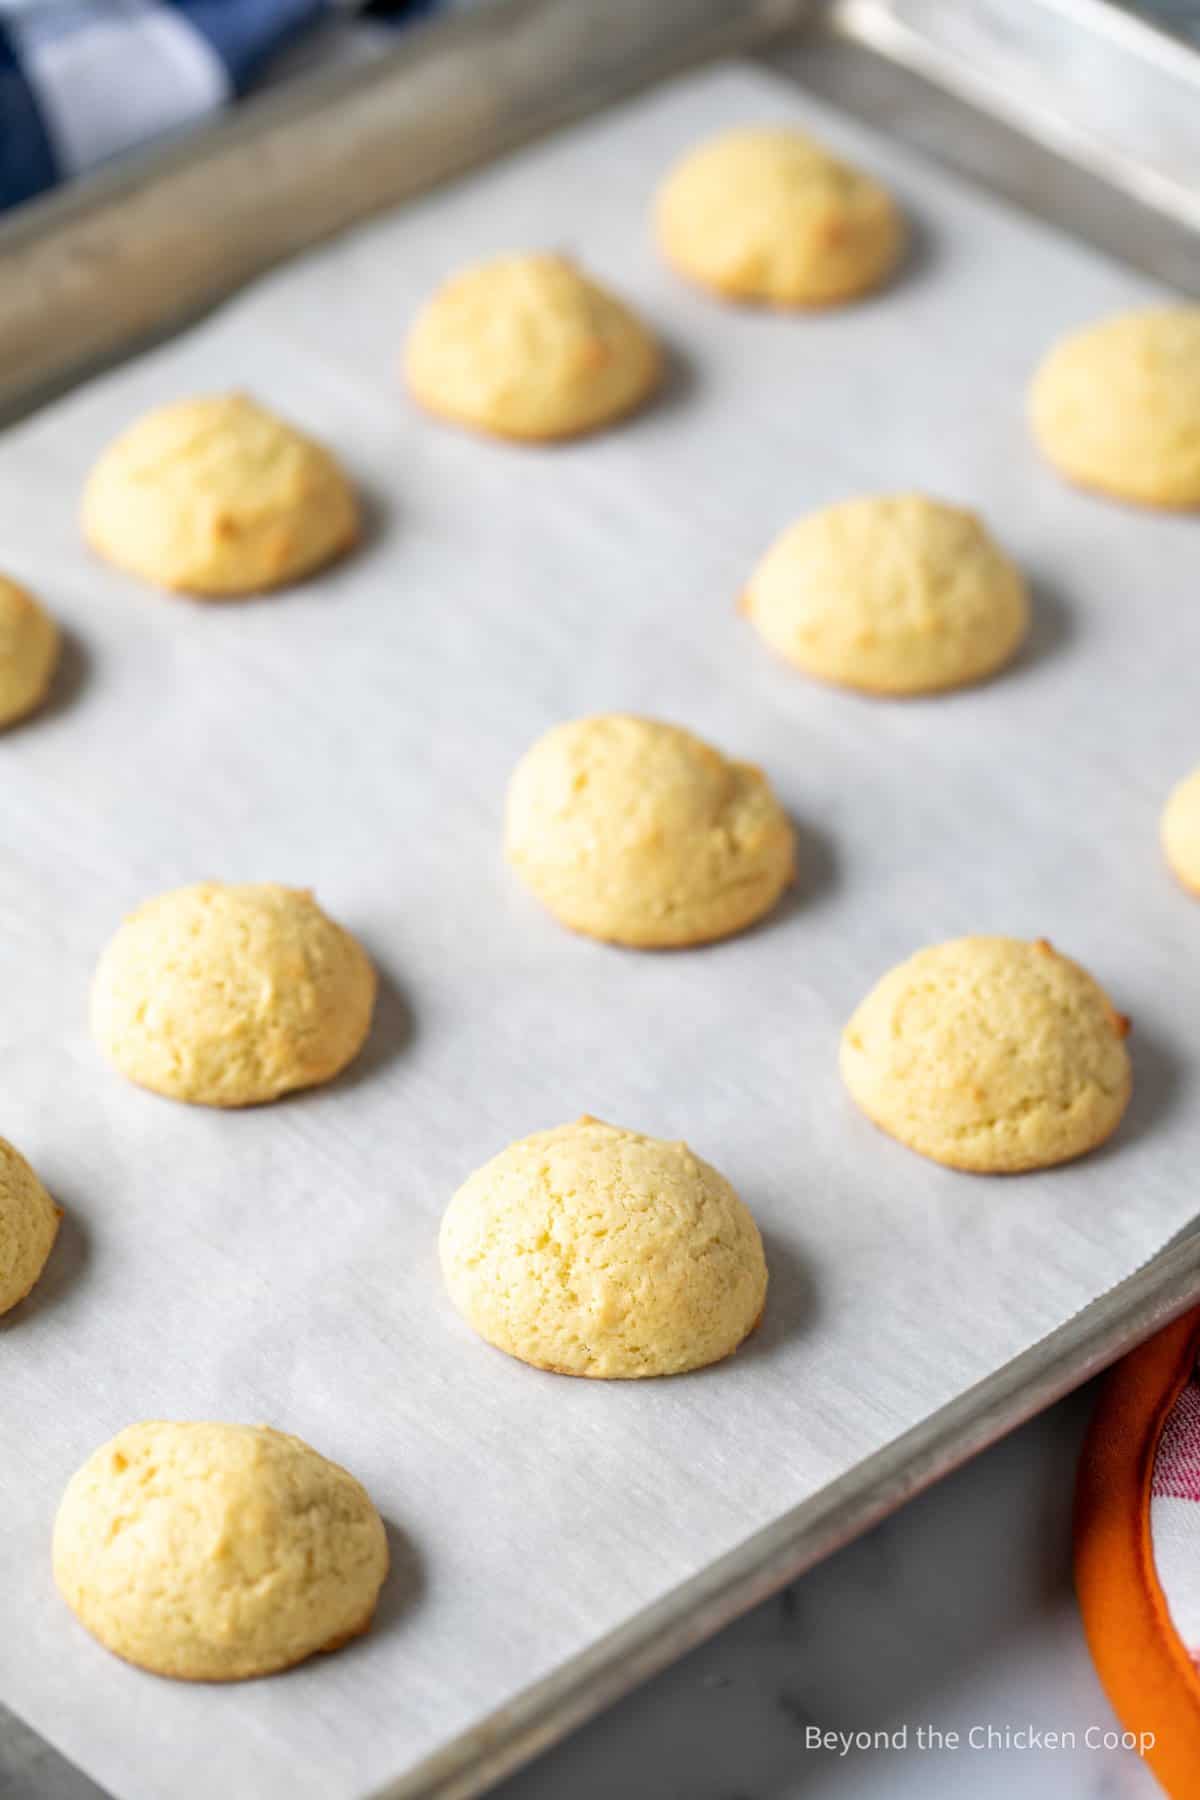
left=494, top=1384, right=1158, bottom=1800
left=1, top=1384, right=1160, bottom=1800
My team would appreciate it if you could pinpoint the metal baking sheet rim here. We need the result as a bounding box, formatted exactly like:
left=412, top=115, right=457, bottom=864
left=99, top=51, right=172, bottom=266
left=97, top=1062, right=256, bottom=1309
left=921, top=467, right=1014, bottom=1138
left=4, top=0, right=1200, bottom=416
left=3, top=2, right=1200, bottom=1795
left=380, top=1228, right=1200, bottom=1800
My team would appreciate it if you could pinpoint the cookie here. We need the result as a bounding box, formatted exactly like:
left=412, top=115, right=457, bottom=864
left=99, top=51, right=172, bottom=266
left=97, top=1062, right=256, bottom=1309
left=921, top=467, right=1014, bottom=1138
left=1163, top=766, right=1200, bottom=895
left=91, top=882, right=376, bottom=1107
left=439, top=1116, right=767, bottom=1378
left=505, top=714, right=795, bottom=948
left=0, top=1137, right=60, bottom=1317
left=0, top=576, right=59, bottom=729
left=404, top=253, right=662, bottom=441
left=1029, top=307, right=1200, bottom=509
left=742, top=494, right=1029, bottom=696
left=841, top=936, right=1132, bottom=1173
left=53, top=1422, right=388, bottom=1681
left=654, top=125, right=903, bottom=307
left=82, top=392, right=360, bottom=595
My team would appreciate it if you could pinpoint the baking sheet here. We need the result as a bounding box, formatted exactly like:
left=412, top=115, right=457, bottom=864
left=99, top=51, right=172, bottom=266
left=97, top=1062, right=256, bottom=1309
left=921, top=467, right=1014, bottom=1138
left=2, top=59, right=1199, bottom=1800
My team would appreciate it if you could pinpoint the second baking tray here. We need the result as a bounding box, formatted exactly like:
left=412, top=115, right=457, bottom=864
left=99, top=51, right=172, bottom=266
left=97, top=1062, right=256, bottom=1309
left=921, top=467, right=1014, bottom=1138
left=2, top=12, right=1200, bottom=1800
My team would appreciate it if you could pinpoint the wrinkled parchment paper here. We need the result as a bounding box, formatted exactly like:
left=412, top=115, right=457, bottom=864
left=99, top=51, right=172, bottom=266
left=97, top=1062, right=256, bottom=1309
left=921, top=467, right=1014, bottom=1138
left=1, top=61, right=1198, bottom=1800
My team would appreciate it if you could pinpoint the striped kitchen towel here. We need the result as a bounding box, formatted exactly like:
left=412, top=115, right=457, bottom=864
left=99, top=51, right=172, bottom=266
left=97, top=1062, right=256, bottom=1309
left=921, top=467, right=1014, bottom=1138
left=0, top=0, right=449, bottom=212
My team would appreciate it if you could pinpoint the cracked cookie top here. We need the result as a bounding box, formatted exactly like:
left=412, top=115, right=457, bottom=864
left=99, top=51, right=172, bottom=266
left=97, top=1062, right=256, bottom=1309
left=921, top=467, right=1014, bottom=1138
left=439, top=1116, right=767, bottom=1378
left=504, top=714, right=795, bottom=948
left=840, top=935, right=1132, bottom=1173
left=82, top=392, right=359, bottom=596
left=53, top=1421, right=389, bottom=1680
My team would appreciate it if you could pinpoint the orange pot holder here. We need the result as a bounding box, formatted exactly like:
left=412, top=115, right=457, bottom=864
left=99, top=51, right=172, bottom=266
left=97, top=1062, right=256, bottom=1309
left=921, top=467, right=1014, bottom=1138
left=1076, top=1306, right=1200, bottom=1796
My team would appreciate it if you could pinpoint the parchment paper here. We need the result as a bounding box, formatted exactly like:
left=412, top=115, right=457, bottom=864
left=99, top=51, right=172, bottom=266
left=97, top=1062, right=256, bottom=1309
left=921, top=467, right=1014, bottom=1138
left=2, top=61, right=1198, bottom=1800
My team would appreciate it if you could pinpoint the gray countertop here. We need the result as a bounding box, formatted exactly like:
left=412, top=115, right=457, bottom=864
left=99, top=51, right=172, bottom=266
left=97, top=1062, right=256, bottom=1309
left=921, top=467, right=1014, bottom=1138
left=495, top=1384, right=1156, bottom=1800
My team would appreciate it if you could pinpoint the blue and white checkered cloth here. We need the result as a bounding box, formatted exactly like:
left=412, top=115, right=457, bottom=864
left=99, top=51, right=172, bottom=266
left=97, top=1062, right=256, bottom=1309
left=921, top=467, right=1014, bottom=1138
left=1, top=0, right=1197, bottom=216
left=0, top=0, right=444, bottom=211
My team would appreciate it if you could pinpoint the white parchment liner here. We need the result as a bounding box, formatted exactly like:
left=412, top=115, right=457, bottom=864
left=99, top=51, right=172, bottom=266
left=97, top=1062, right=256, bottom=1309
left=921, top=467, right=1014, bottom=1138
left=0, top=63, right=1197, bottom=1800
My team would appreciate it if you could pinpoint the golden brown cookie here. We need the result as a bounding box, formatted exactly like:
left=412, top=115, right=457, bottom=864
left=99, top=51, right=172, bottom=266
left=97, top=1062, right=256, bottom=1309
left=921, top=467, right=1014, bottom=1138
left=655, top=126, right=903, bottom=306
left=0, top=576, right=59, bottom=728
left=53, top=1421, right=389, bottom=1680
left=439, top=1116, right=767, bottom=1377
left=841, top=936, right=1132, bottom=1172
left=91, top=881, right=376, bottom=1106
left=1163, top=765, right=1200, bottom=895
left=1029, top=307, right=1200, bottom=508
left=742, top=494, right=1029, bottom=695
left=404, top=253, right=662, bottom=441
left=505, top=714, right=795, bottom=947
left=82, top=392, right=360, bottom=595
left=0, top=1137, right=60, bottom=1317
